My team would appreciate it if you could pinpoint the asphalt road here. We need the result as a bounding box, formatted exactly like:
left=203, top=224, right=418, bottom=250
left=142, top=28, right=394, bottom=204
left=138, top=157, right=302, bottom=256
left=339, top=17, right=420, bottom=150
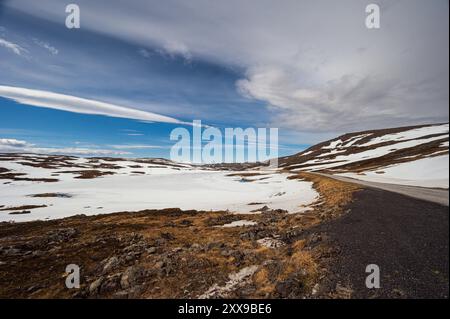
left=316, top=173, right=449, bottom=206
left=316, top=187, right=449, bottom=298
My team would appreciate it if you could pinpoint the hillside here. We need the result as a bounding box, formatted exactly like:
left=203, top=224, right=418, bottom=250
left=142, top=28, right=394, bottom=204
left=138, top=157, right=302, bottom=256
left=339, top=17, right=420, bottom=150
left=279, top=123, right=449, bottom=188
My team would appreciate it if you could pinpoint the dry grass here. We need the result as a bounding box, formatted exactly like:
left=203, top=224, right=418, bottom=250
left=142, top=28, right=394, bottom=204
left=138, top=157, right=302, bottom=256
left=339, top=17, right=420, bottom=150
left=288, top=172, right=361, bottom=220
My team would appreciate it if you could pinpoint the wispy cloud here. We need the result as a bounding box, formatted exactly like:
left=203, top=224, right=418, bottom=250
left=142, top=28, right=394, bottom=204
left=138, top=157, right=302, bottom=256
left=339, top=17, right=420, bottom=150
left=160, top=40, right=192, bottom=62
left=138, top=48, right=151, bottom=58
left=120, top=130, right=144, bottom=136
left=0, top=138, right=131, bottom=155
left=0, top=138, right=28, bottom=148
left=0, top=37, right=27, bottom=56
left=32, top=38, right=58, bottom=55
left=2, top=0, right=449, bottom=133
left=0, top=85, right=182, bottom=124
left=110, top=144, right=165, bottom=150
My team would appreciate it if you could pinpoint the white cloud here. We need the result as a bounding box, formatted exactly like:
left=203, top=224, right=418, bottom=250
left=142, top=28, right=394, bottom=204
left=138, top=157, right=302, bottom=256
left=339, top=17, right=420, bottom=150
left=33, top=38, right=58, bottom=55
left=0, top=138, right=131, bottom=155
left=120, top=129, right=144, bottom=136
left=138, top=48, right=151, bottom=58
left=0, top=85, right=182, bottom=124
left=110, top=144, right=165, bottom=150
left=161, top=40, right=192, bottom=61
left=0, top=138, right=29, bottom=148
left=237, top=67, right=445, bottom=131
left=5, top=0, right=449, bottom=132
left=0, top=37, right=27, bottom=56
left=32, top=147, right=131, bottom=156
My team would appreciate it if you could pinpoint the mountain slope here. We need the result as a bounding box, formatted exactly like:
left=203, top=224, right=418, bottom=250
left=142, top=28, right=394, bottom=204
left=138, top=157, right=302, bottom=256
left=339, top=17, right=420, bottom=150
left=279, top=123, right=449, bottom=188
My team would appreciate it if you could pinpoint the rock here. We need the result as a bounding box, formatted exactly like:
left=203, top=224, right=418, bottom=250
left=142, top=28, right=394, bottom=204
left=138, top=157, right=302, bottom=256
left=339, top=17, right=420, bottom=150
left=146, top=247, right=157, bottom=254
left=154, top=261, right=165, bottom=269
left=179, top=219, right=193, bottom=227
left=280, top=227, right=303, bottom=242
left=307, top=233, right=322, bottom=245
left=206, top=241, right=225, bottom=250
left=160, top=232, right=174, bottom=240
left=4, top=247, right=21, bottom=256
left=113, top=291, right=129, bottom=299
left=221, top=249, right=233, bottom=257
left=89, top=277, right=104, bottom=295
left=120, top=266, right=144, bottom=289
left=31, top=250, right=45, bottom=257
left=127, top=285, right=144, bottom=298
left=155, top=238, right=166, bottom=246
left=311, top=283, right=320, bottom=296
left=275, top=275, right=305, bottom=298
left=129, top=232, right=144, bottom=243
left=46, top=228, right=78, bottom=243
left=123, top=244, right=140, bottom=253
left=102, top=256, right=120, bottom=273
left=100, top=274, right=122, bottom=293
left=276, top=280, right=293, bottom=298
left=335, top=283, right=353, bottom=298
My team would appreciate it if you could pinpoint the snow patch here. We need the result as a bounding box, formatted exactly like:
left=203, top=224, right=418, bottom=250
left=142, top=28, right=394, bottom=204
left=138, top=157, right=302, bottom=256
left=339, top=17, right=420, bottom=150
left=199, top=265, right=259, bottom=299
left=257, top=237, right=285, bottom=248
left=219, top=220, right=257, bottom=228
left=337, top=155, right=449, bottom=188
left=359, top=124, right=449, bottom=147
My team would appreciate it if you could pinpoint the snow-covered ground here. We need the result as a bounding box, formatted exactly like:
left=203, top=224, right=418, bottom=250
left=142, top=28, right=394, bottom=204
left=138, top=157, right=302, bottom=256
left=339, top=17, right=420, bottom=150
left=281, top=123, right=449, bottom=189
left=337, top=155, right=449, bottom=189
left=0, top=158, right=318, bottom=222
left=293, top=134, right=448, bottom=171
left=358, top=124, right=449, bottom=147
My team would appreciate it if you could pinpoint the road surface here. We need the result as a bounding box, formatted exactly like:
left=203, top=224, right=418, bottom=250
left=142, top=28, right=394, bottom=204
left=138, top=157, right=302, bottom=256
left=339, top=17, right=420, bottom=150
left=316, top=173, right=449, bottom=206
left=312, top=187, right=449, bottom=298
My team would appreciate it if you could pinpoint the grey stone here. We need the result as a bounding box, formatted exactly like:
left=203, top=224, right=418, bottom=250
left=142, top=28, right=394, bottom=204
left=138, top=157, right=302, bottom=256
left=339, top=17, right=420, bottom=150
left=120, top=266, right=144, bottom=289
left=89, top=277, right=104, bottom=295
left=102, top=256, right=120, bottom=273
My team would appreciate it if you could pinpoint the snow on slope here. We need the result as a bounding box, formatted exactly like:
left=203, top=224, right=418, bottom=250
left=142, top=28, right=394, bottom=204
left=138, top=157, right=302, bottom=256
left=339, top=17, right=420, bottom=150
left=294, top=134, right=446, bottom=171
left=338, top=155, right=449, bottom=188
left=358, top=124, right=449, bottom=146
left=0, top=155, right=318, bottom=222
left=279, top=123, right=449, bottom=188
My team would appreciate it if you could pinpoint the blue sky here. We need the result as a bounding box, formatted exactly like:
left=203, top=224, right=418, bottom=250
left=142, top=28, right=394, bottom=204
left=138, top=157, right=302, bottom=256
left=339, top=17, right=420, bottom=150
left=0, top=0, right=448, bottom=159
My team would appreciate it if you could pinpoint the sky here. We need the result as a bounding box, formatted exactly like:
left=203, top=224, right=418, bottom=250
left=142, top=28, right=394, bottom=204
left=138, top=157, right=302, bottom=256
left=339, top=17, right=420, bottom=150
left=0, top=0, right=448, bottom=159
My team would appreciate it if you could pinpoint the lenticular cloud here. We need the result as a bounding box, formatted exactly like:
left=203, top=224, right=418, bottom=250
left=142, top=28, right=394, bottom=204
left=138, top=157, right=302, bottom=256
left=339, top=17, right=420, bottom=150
left=0, top=85, right=181, bottom=124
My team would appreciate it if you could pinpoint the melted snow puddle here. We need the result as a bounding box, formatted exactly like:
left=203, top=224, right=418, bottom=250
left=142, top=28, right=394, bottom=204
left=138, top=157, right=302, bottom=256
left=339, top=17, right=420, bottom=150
left=198, top=265, right=259, bottom=299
